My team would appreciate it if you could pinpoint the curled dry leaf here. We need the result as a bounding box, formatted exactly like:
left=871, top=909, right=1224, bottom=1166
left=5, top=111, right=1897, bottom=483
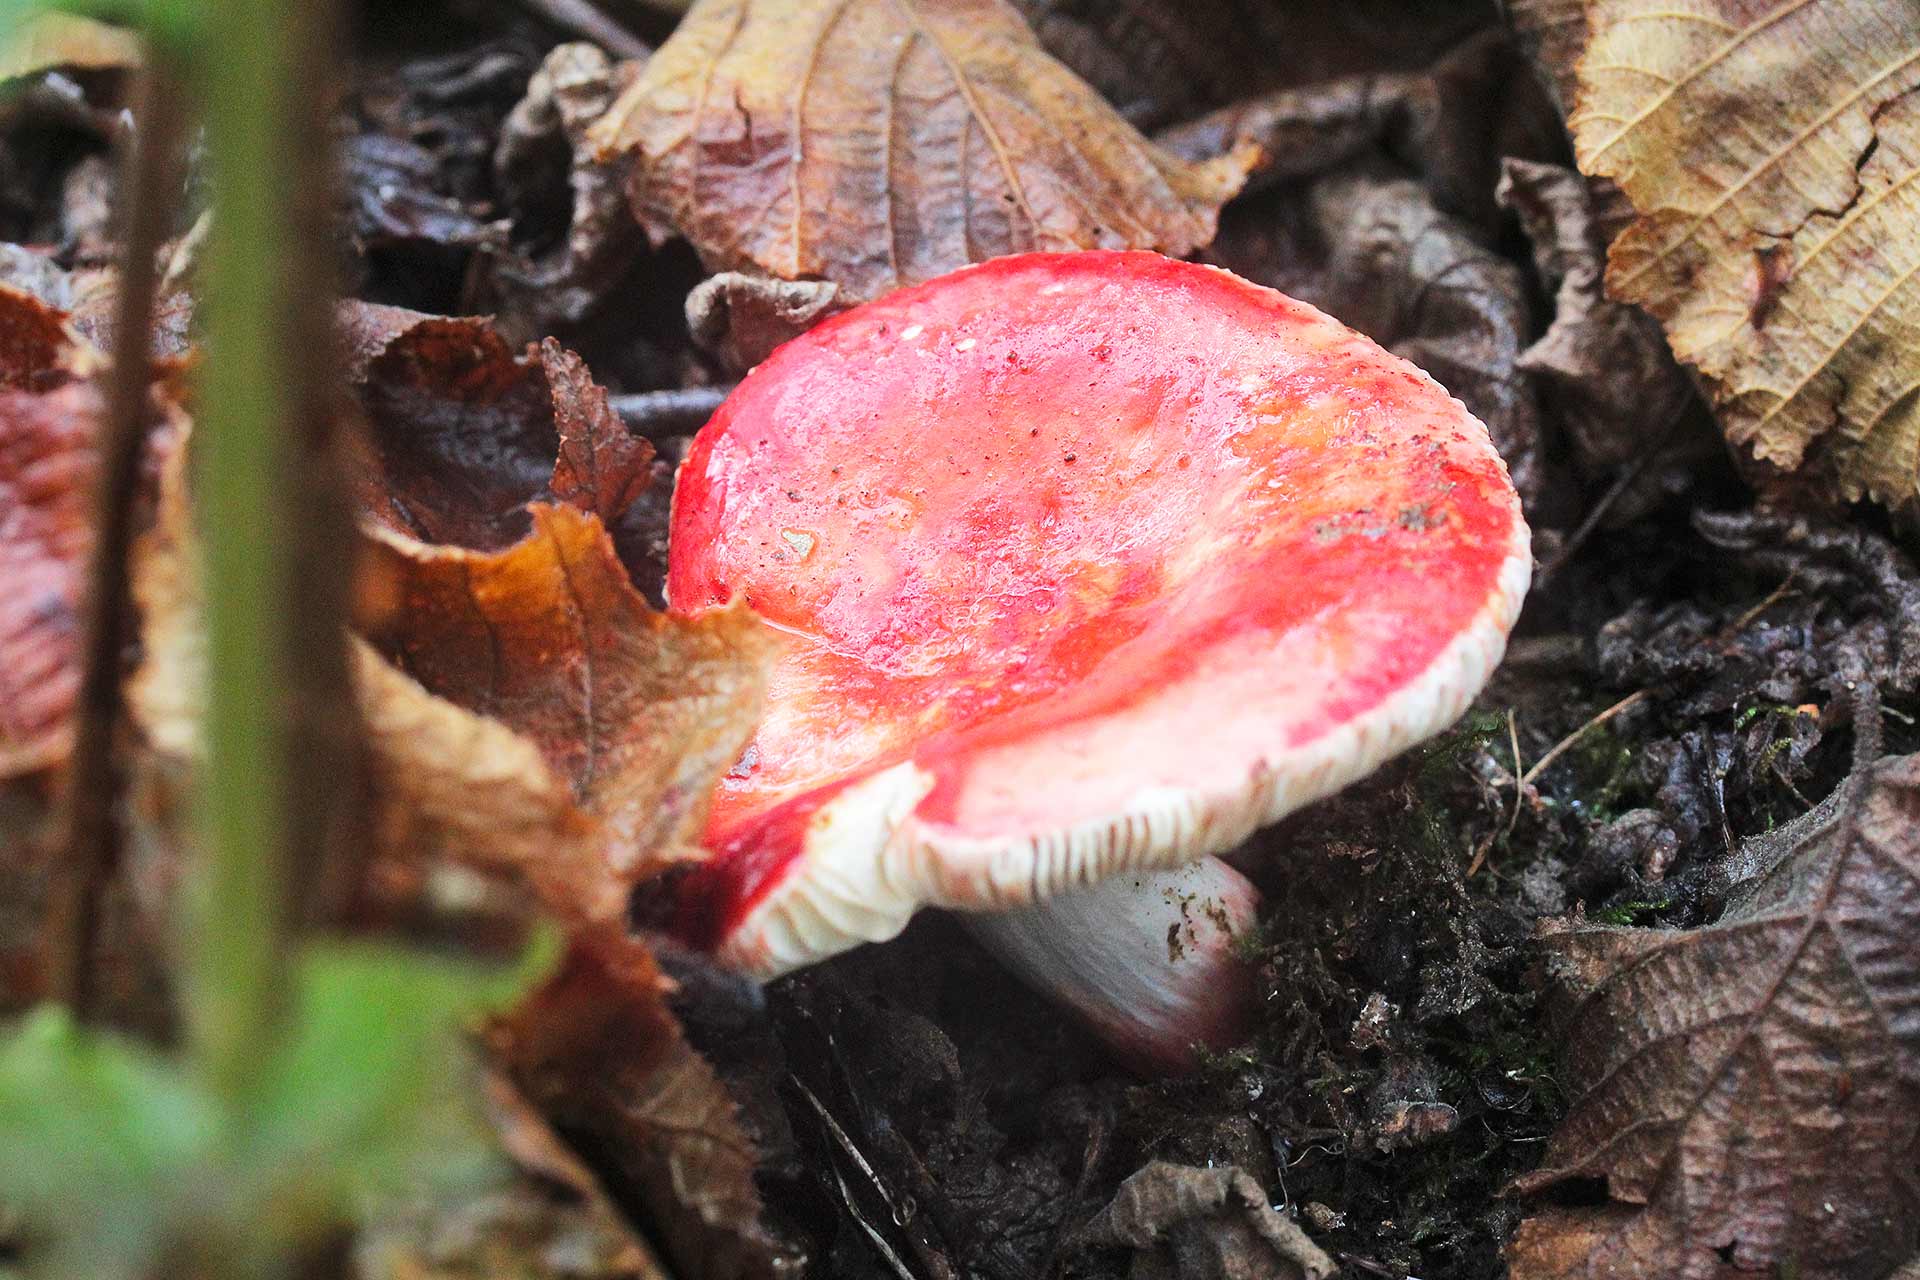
left=489, top=42, right=647, bottom=339
left=684, top=271, right=840, bottom=372
left=1508, top=752, right=1920, bottom=1280
left=1074, top=1162, right=1334, bottom=1280
left=136, top=309, right=772, bottom=921
left=491, top=930, right=796, bottom=1280
left=340, top=299, right=677, bottom=598
left=0, top=284, right=96, bottom=775
left=1160, top=30, right=1564, bottom=234
left=1570, top=2, right=1920, bottom=510
left=355, top=1075, right=669, bottom=1280
left=1497, top=158, right=1697, bottom=486
left=1019, top=0, right=1495, bottom=134
left=359, top=505, right=773, bottom=915
left=0, top=282, right=171, bottom=778
left=341, top=302, right=655, bottom=550
left=589, top=0, right=1252, bottom=306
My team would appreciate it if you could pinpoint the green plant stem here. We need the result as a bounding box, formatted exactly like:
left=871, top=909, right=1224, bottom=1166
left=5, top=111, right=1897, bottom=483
left=185, top=0, right=333, bottom=1105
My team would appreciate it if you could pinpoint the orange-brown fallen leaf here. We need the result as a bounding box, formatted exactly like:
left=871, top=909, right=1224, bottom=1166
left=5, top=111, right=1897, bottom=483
left=0, top=284, right=173, bottom=777
left=134, top=461, right=769, bottom=923
left=1507, top=751, right=1920, bottom=1280
left=131, top=307, right=771, bottom=921
left=0, top=284, right=93, bottom=388
left=1569, top=2, right=1920, bottom=512
left=358, top=506, right=773, bottom=916
left=491, top=929, right=796, bottom=1280
left=590, top=0, right=1252, bottom=305
left=0, top=381, right=100, bottom=776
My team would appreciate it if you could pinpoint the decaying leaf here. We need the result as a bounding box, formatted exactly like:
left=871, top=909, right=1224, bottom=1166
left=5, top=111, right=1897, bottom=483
left=359, top=505, right=772, bottom=909
left=684, top=271, right=840, bottom=372
left=1497, top=158, right=1695, bottom=478
left=1504, top=0, right=1584, bottom=117
left=1569, top=2, right=1920, bottom=510
left=342, top=302, right=655, bottom=550
left=1023, top=0, right=1501, bottom=135
left=0, top=282, right=94, bottom=387
left=1074, top=1162, right=1334, bottom=1280
left=492, top=930, right=796, bottom=1280
left=135, top=466, right=767, bottom=925
left=1159, top=30, right=1563, bottom=235
left=135, top=310, right=772, bottom=920
left=1508, top=752, right=1920, bottom=1279
left=0, top=379, right=99, bottom=775
left=489, top=42, right=648, bottom=339
left=0, top=283, right=166, bottom=777
left=350, top=642, right=598, bottom=917
left=589, top=0, right=1252, bottom=305
left=353, top=1072, right=670, bottom=1280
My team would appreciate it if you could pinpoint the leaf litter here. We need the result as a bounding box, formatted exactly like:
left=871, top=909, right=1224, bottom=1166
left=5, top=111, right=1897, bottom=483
left=6, top=1, right=1920, bottom=1278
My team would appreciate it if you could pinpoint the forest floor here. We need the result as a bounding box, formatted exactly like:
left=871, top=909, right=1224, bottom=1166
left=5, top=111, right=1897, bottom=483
left=4, top=2, right=1918, bottom=1278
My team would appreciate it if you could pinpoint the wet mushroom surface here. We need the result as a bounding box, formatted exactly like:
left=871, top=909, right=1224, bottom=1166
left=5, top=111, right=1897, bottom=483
left=664, top=251, right=1530, bottom=1022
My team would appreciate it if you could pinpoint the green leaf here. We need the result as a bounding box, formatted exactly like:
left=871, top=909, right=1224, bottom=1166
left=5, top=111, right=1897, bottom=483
left=0, top=1006, right=221, bottom=1277
left=232, top=928, right=560, bottom=1226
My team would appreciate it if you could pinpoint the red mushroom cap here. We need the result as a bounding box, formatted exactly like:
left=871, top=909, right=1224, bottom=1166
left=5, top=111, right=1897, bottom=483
left=668, top=250, right=1530, bottom=977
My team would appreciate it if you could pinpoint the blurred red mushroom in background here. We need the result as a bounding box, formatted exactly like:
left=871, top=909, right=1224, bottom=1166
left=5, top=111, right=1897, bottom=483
left=663, top=251, right=1530, bottom=1072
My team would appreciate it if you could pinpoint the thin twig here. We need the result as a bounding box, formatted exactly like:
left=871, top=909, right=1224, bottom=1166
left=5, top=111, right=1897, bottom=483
left=1465, top=708, right=1523, bottom=878
left=609, top=384, right=734, bottom=440
left=52, top=66, right=186, bottom=1018
left=1502, top=708, right=1525, bottom=838
left=1521, top=690, right=1649, bottom=788
left=1725, top=571, right=1797, bottom=635
left=519, top=0, right=652, bottom=60
left=1337, top=1252, right=1421, bottom=1279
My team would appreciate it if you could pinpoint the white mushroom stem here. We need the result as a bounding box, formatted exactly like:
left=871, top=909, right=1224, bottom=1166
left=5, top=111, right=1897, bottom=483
left=961, top=856, right=1262, bottom=1074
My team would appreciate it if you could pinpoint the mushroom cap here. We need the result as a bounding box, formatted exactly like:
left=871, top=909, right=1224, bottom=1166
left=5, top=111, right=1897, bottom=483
left=668, top=251, right=1531, bottom=977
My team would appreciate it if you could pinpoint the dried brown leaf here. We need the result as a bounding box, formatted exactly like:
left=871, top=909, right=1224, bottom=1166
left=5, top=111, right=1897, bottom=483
left=1019, top=0, right=1493, bottom=133
left=1508, top=753, right=1920, bottom=1280
left=590, top=0, right=1252, bottom=305
left=1504, top=0, right=1584, bottom=117
left=1160, top=31, right=1564, bottom=234
left=493, top=930, right=797, bottom=1280
left=1074, top=1162, right=1333, bottom=1280
left=0, top=381, right=99, bottom=775
left=354, top=1073, right=668, bottom=1280
left=1570, top=2, right=1920, bottom=510
left=0, top=283, right=93, bottom=388
left=352, top=641, right=600, bottom=915
left=1497, top=158, right=1694, bottom=474
left=0, top=283, right=168, bottom=778
left=133, top=402, right=767, bottom=923
left=684, top=271, right=840, bottom=372
left=341, top=303, right=655, bottom=552
left=359, top=504, right=772, bottom=910
left=489, top=42, right=648, bottom=339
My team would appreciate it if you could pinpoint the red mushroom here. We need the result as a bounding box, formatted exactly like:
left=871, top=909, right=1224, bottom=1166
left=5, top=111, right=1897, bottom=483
left=666, top=251, right=1530, bottom=1069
